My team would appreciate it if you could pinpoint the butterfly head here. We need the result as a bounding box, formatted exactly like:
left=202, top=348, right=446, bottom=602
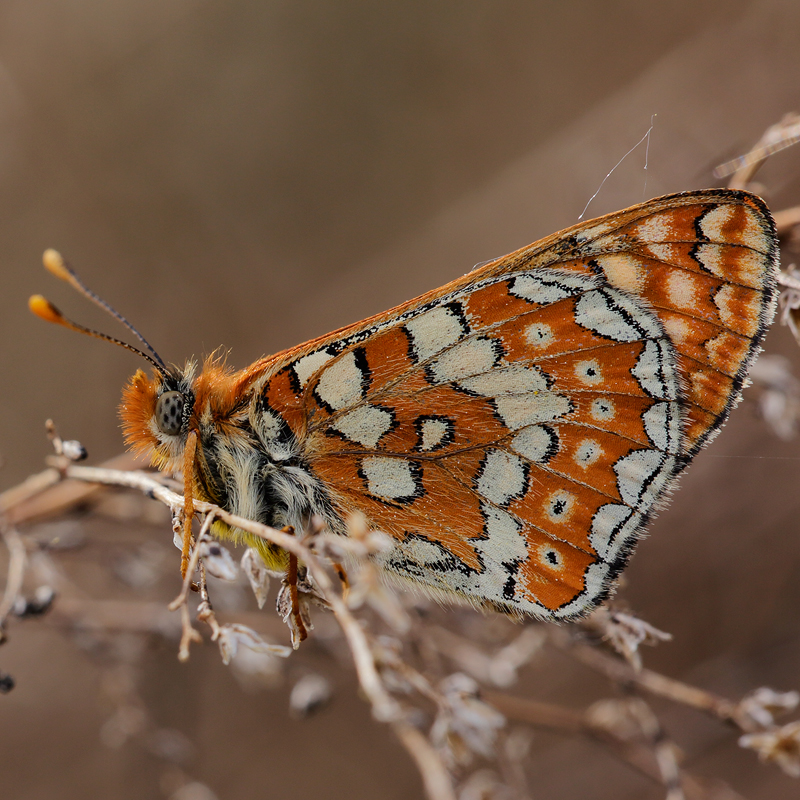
left=120, top=364, right=197, bottom=472
left=120, top=354, right=247, bottom=475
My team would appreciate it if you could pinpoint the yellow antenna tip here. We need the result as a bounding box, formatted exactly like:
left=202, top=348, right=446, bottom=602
left=42, top=249, right=70, bottom=281
left=29, top=294, right=64, bottom=325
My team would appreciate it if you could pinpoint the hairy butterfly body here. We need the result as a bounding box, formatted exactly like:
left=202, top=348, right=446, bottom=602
left=34, top=189, right=779, bottom=620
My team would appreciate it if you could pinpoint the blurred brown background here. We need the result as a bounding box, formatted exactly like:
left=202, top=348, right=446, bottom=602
left=2, top=1, right=800, bottom=798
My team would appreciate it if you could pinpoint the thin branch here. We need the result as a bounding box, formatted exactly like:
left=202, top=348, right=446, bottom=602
left=775, top=205, right=800, bottom=236
left=548, top=629, right=738, bottom=723
left=487, top=691, right=694, bottom=799
left=717, top=113, right=800, bottom=188
left=0, top=452, right=140, bottom=525
left=0, top=526, right=27, bottom=633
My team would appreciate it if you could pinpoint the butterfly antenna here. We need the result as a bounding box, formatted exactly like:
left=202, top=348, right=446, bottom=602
left=29, top=249, right=170, bottom=378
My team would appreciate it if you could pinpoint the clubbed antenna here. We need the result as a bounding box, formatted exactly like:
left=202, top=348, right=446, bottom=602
left=30, top=249, right=170, bottom=378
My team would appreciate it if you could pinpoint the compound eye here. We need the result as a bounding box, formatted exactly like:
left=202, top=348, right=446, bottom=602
left=155, top=391, right=185, bottom=436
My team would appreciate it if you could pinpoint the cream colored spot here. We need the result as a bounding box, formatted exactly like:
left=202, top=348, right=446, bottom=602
left=590, top=504, right=636, bottom=561
left=508, top=269, right=597, bottom=306
left=494, top=392, right=571, bottom=430
left=596, top=253, right=645, bottom=294
left=614, top=449, right=664, bottom=505
left=694, top=242, right=725, bottom=278
left=713, top=284, right=737, bottom=326
left=459, top=365, right=548, bottom=396
left=632, top=340, right=678, bottom=400
left=737, top=207, right=771, bottom=252
left=665, top=270, right=703, bottom=312
left=645, top=242, right=679, bottom=263
left=694, top=244, right=765, bottom=290
left=642, top=402, right=680, bottom=453
left=419, top=418, right=449, bottom=451
left=575, top=289, right=661, bottom=342
left=477, top=450, right=527, bottom=506
left=332, top=405, right=393, bottom=448
left=590, top=397, right=616, bottom=421
left=480, top=505, right=528, bottom=563
left=634, top=213, right=674, bottom=243
left=315, top=351, right=365, bottom=410
left=713, top=285, right=758, bottom=335
left=525, top=322, right=554, bottom=348
left=662, top=315, right=691, bottom=345
left=574, top=359, right=603, bottom=386
left=700, top=205, right=771, bottom=253
left=545, top=490, right=575, bottom=524
left=362, top=456, right=418, bottom=501
left=575, top=439, right=603, bottom=468
left=430, top=337, right=498, bottom=383
left=294, top=349, right=334, bottom=387
left=512, top=425, right=557, bottom=463
left=699, top=204, right=736, bottom=242
left=406, top=305, right=465, bottom=361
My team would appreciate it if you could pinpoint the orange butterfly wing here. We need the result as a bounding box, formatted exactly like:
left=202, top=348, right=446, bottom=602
left=260, top=189, right=778, bottom=619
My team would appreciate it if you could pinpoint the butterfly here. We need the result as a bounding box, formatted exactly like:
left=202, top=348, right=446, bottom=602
left=30, top=189, right=779, bottom=620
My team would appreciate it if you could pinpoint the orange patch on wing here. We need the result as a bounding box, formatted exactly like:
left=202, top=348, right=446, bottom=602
left=508, top=472, right=607, bottom=553
left=536, top=423, right=646, bottom=499
left=313, top=453, right=487, bottom=571
left=359, top=325, right=417, bottom=394
left=681, top=406, right=720, bottom=454
left=681, top=355, right=735, bottom=417
left=489, top=298, right=616, bottom=362
left=712, top=285, right=764, bottom=337
left=659, top=312, right=751, bottom=377
left=536, top=341, right=647, bottom=395
left=516, top=527, right=596, bottom=609
left=565, top=392, right=657, bottom=447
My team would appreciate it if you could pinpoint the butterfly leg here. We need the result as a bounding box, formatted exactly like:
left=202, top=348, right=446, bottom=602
left=285, top=540, right=308, bottom=643
left=181, top=430, right=198, bottom=579
left=332, top=562, right=350, bottom=600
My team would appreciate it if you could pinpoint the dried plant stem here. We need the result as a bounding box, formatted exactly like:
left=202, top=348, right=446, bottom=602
left=487, top=691, right=689, bottom=798
left=484, top=692, right=584, bottom=734
left=286, top=551, right=308, bottom=643
left=0, top=526, right=26, bottom=632
left=168, top=510, right=216, bottom=611
left=549, top=630, right=737, bottom=723
left=721, top=113, right=800, bottom=190
left=393, top=722, right=456, bottom=800
left=0, top=468, right=61, bottom=518
left=59, top=463, right=456, bottom=800
left=0, top=452, right=141, bottom=525
left=775, top=205, right=800, bottom=235
left=169, top=511, right=216, bottom=662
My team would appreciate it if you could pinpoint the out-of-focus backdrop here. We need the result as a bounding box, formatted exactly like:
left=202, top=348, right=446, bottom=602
left=2, top=2, right=800, bottom=798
